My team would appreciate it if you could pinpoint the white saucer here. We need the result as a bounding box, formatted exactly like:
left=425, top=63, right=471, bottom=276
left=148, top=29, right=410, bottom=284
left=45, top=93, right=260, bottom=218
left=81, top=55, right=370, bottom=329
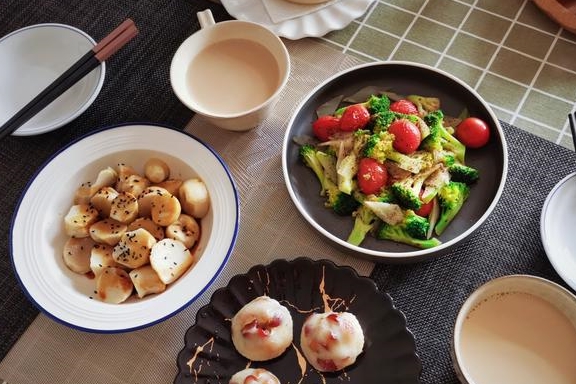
left=0, top=24, right=105, bottom=136
left=541, top=172, right=576, bottom=291
left=219, top=0, right=375, bottom=40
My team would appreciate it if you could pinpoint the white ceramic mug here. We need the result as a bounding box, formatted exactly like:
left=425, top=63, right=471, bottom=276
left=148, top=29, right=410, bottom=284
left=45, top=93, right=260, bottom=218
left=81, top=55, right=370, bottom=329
left=170, top=10, right=290, bottom=132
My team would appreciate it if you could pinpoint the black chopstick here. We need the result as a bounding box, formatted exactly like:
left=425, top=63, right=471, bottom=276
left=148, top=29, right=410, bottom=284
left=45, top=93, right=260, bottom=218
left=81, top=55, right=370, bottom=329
left=0, top=19, right=138, bottom=140
left=569, top=112, right=576, bottom=151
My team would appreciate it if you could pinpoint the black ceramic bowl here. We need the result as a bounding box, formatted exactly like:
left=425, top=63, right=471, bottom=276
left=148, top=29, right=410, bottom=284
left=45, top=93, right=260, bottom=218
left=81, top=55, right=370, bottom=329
left=282, top=62, right=508, bottom=263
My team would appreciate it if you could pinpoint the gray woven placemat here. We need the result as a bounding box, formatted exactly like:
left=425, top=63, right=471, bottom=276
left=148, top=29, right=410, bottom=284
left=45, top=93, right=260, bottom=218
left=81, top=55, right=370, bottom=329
left=0, top=0, right=231, bottom=361
left=370, top=120, right=576, bottom=383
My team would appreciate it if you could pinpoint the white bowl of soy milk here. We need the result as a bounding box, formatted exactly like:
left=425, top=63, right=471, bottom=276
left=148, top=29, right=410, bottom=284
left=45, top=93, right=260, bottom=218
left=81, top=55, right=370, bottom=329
left=170, top=9, right=290, bottom=132
left=452, top=275, right=576, bottom=384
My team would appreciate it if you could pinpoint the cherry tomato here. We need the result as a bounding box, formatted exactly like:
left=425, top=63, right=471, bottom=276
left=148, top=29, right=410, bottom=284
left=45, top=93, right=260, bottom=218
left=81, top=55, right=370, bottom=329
left=312, top=115, right=340, bottom=141
left=415, top=191, right=433, bottom=217
left=390, top=99, right=418, bottom=115
left=340, top=104, right=371, bottom=131
left=388, top=119, right=421, bottom=154
left=357, top=158, right=388, bottom=195
left=455, top=117, right=490, bottom=148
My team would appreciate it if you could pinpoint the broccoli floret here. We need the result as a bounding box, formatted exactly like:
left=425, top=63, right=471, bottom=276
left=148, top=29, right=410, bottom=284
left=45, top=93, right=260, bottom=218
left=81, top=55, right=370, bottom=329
left=390, top=164, right=442, bottom=210
left=300, top=144, right=330, bottom=195
left=363, top=132, right=429, bottom=174
left=449, top=163, right=479, bottom=184
left=374, top=209, right=441, bottom=248
left=364, top=94, right=391, bottom=114
left=435, top=181, right=470, bottom=235
left=371, top=111, right=397, bottom=133
left=325, top=182, right=360, bottom=216
left=421, top=110, right=466, bottom=164
left=377, top=223, right=441, bottom=249
left=347, top=205, right=378, bottom=246
left=406, top=95, right=440, bottom=115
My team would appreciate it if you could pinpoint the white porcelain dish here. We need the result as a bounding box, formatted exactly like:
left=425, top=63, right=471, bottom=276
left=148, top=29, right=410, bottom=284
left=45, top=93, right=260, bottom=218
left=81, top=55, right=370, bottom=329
left=541, top=172, right=576, bottom=291
left=10, top=124, right=239, bottom=333
left=219, top=0, right=375, bottom=40
left=0, top=24, right=105, bottom=136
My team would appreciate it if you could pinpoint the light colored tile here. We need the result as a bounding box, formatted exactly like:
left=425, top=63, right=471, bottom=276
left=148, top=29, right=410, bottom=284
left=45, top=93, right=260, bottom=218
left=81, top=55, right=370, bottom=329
left=504, top=24, right=555, bottom=59
left=519, top=90, right=573, bottom=129
left=518, top=1, right=562, bottom=34
left=534, top=64, right=576, bottom=100
left=391, top=41, right=440, bottom=65
left=366, top=2, right=415, bottom=36
left=489, top=105, right=513, bottom=122
left=476, top=73, right=527, bottom=111
left=438, top=57, right=483, bottom=88
left=548, top=39, right=576, bottom=72
left=489, top=48, right=541, bottom=85
left=462, top=8, right=511, bottom=43
left=558, top=132, right=575, bottom=150
left=323, top=21, right=361, bottom=45
left=405, top=17, right=456, bottom=51
left=421, top=0, right=470, bottom=28
left=476, top=0, right=524, bottom=19
left=349, top=27, right=399, bottom=60
left=513, top=116, right=563, bottom=143
left=381, top=0, right=426, bottom=13
left=446, top=33, right=498, bottom=68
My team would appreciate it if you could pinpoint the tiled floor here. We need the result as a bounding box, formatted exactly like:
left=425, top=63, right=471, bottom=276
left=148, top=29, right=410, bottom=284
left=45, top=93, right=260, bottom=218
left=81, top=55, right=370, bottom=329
left=318, top=0, right=576, bottom=149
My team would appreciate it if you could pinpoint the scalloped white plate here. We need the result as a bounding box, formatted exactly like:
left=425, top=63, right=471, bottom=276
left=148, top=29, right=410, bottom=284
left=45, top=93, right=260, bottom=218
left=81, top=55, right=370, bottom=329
left=219, top=0, right=375, bottom=40
left=0, top=24, right=105, bottom=136
left=10, top=124, right=239, bottom=332
left=541, top=172, right=576, bottom=292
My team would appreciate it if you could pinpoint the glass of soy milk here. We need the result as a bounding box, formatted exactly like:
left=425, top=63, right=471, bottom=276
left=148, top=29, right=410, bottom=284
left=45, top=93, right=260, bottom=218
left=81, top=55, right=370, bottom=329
left=452, top=275, right=576, bottom=384
left=170, top=9, right=290, bottom=132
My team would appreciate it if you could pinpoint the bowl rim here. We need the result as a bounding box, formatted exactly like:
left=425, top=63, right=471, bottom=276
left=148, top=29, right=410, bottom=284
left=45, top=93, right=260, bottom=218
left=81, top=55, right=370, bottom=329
left=9, top=122, right=240, bottom=333
left=0, top=23, right=106, bottom=136
left=281, top=60, right=509, bottom=262
left=451, top=274, right=576, bottom=383
left=540, top=171, right=576, bottom=291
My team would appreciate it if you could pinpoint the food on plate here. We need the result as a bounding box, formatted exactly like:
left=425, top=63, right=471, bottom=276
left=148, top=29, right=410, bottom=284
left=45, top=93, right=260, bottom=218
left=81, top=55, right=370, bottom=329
left=179, top=178, right=210, bottom=218
left=229, top=368, right=281, bottom=384
left=61, top=159, right=210, bottom=303
left=300, top=311, right=364, bottom=372
left=297, top=89, right=489, bottom=249
left=231, top=296, right=293, bottom=361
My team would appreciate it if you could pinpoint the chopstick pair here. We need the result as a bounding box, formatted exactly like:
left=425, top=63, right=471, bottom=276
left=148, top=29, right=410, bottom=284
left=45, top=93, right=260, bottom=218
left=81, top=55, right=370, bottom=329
left=0, top=19, right=138, bottom=140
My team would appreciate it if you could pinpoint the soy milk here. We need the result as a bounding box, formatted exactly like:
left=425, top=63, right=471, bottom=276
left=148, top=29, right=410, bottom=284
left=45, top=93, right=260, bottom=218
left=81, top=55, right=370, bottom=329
left=186, top=38, right=280, bottom=116
left=459, top=291, right=576, bottom=384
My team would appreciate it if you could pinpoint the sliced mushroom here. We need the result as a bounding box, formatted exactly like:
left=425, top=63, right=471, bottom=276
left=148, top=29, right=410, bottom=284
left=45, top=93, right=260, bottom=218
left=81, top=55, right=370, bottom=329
left=96, top=267, right=133, bottom=304
left=90, top=186, right=119, bottom=217
left=144, top=158, right=170, bottom=183
left=128, top=217, right=165, bottom=241
left=150, top=238, right=195, bottom=284
left=119, top=174, right=150, bottom=198
left=154, top=178, right=183, bottom=198
left=137, top=186, right=170, bottom=218
left=64, top=204, right=100, bottom=238
left=179, top=178, right=210, bottom=218
left=62, top=236, right=96, bottom=274
left=151, top=193, right=181, bottom=226
left=165, top=214, right=200, bottom=249
left=89, top=218, right=127, bottom=246
left=109, top=191, right=139, bottom=224
left=73, top=167, right=118, bottom=205
left=129, top=265, right=166, bottom=298
left=112, top=228, right=157, bottom=269
left=90, top=243, right=118, bottom=276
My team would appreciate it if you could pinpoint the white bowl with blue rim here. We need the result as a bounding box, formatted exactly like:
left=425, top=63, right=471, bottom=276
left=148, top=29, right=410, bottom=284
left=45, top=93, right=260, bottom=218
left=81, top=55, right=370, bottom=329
left=10, top=124, right=239, bottom=332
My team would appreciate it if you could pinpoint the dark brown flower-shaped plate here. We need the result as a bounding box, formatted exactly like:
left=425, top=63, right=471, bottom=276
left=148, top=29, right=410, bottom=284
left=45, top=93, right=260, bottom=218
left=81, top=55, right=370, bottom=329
left=174, top=257, right=421, bottom=383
